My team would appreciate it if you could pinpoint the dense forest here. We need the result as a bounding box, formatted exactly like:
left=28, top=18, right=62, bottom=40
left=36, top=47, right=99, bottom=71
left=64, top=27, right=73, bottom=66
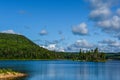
left=0, top=33, right=109, bottom=61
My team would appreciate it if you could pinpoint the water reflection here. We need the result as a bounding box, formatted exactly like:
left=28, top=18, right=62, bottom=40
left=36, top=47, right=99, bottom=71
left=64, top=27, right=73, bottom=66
left=0, top=60, right=120, bottom=80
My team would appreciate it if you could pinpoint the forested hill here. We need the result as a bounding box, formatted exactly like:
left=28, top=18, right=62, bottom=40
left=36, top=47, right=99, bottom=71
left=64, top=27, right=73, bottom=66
left=0, top=33, right=52, bottom=59
left=0, top=33, right=41, bottom=48
left=0, top=33, right=75, bottom=60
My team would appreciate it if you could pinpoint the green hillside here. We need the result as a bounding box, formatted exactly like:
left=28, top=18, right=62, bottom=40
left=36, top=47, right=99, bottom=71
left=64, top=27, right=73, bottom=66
left=0, top=33, right=53, bottom=59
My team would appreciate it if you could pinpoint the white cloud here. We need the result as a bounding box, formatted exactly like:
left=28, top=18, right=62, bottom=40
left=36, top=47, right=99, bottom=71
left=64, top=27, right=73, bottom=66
left=97, top=16, right=120, bottom=30
left=56, top=47, right=65, bottom=52
left=41, top=38, right=120, bottom=52
left=41, top=44, right=65, bottom=52
left=109, top=42, right=120, bottom=47
left=89, top=7, right=111, bottom=21
left=72, top=23, right=88, bottom=35
left=65, top=38, right=120, bottom=52
left=99, top=39, right=116, bottom=44
left=47, top=44, right=56, bottom=51
left=88, top=0, right=112, bottom=21
left=88, top=0, right=120, bottom=34
left=98, top=39, right=120, bottom=52
left=39, top=29, right=48, bottom=35
left=66, top=39, right=95, bottom=52
left=88, top=0, right=112, bottom=9
left=41, top=44, right=56, bottom=51
left=1, top=30, right=17, bottom=34
left=75, top=39, right=93, bottom=48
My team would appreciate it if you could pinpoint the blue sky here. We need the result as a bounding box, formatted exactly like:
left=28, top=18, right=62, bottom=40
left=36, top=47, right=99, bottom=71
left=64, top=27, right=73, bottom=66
left=0, top=0, right=120, bottom=52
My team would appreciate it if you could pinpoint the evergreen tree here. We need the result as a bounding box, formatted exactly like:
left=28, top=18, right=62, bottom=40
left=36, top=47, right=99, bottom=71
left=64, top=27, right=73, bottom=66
left=94, top=48, right=99, bottom=54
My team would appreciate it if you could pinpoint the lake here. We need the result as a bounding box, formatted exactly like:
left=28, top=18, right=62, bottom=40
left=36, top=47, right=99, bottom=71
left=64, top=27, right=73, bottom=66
left=0, top=60, right=120, bottom=80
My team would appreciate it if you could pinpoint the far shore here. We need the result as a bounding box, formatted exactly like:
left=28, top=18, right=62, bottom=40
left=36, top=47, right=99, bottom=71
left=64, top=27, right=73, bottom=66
left=0, top=59, right=108, bottom=62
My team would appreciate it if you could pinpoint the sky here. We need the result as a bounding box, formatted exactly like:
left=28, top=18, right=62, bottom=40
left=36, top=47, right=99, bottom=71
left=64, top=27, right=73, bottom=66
left=0, top=0, right=120, bottom=52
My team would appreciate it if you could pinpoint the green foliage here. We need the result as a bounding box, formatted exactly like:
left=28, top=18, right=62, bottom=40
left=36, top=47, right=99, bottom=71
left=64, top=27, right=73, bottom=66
left=94, top=48, right=99, bottom=54
left=0, top=33, right=53, bottom=59
left=0, top=68, right=16, bottom=74
left=78, top=48, right=106, bottom=62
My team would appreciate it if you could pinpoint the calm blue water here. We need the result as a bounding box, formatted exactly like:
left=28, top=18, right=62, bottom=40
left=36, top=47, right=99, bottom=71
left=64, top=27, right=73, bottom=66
left=0, top=60, right=120, bottom=80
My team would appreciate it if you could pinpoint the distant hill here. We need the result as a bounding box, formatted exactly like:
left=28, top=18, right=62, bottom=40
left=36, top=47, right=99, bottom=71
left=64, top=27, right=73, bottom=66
left=0, top=33, right=54, bottom=59
left=106, top=53, right=120, bottom=60
left=0, top=33, right=44, bottom=49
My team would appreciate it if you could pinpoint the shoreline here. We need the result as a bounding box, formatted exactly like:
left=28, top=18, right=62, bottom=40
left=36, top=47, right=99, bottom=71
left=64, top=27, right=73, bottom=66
left=0, top=59, right=108, bottom=62
left=0, top=73, right=27, bottom=79
left=0, top=69, right=27, bottom=79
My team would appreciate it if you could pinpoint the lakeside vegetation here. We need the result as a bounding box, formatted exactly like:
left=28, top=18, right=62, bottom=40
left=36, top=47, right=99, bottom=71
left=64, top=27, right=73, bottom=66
left=77, top=48, right=106, bottom=62
left=0, top=68, right=26, bottom=79
left=0, top=69, right=18, bottom=74
left=0, top=33, right=117, bottom=62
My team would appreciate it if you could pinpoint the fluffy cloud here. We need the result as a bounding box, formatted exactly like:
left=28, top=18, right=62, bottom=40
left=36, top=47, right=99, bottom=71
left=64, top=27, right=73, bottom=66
left=88, top=0, right=120, bottom=24
left=58, top=47, right=65, bottom=52
left=72, top=23, right=88, bottom=35
left=47, top=44, right=56, bottom=51
left=1, top=30, right=18, bottom=34
left=41, top=39, right=95, bottom=52
left=41, top=44, right=65, bottom=52
left=97, top=16, right=120, bottom=31
left=65, top=38, right=120, bottom=52
left=41, top=44, right=56, bottom=51
left=99, top=39, right=116, bottom=44
left=39, top=29, right=48, bottom=35
left=66, top=39, right=95, bottom=52
left=89, top=7, right=111, bottom=21
left=88, top=0, right=112, bottom=21
left=39, top=38, right=65, bottom=52
left=75, top=39, right=94, bottom=48
left=41, top=38, right=120, bottom=52
left=98, top=39, right=120, bottom=52
left=87, top=0, right=120, bottom=40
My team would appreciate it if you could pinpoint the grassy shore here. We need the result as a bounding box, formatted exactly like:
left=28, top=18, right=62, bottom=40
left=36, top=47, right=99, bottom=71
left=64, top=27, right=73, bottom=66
left=0, top=69, right=27, bottom=79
